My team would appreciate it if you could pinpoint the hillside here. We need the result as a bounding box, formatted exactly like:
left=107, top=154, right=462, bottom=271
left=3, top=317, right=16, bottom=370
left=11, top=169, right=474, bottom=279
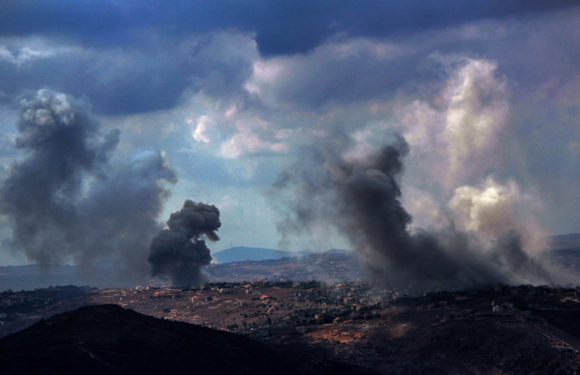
left=208, top=249, right=364, bottom=282
left=0, top=304, right=369, bottom=375
left=551, top=233, right=580, bottom=249
left=1, top=284, right=579, bottom=374
left=212, top=246, right=293, bottom=264
left=1, top=236, right=579, bottom=291
left=0, top=265, right=81, bottom=292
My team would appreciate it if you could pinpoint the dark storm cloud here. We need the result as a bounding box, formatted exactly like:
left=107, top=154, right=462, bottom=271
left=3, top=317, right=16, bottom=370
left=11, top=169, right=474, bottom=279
left=0, top=32, right=256, bottom=115
left=0, top=133, right=15, bottom=157
left=149, top=200, right=220, bottom=286
left=244, top=43, right=437, bottom=111
left=0, top=1, right=576, bottom=116
left=0, top=89, right=176, bottom=284
left=0, top=0, right=576, bottom=56
left=0, top=47, right=187, bottom=115
left=274, top=134, right=562, bottom=292
left=237, top=6, right=580, bottom=115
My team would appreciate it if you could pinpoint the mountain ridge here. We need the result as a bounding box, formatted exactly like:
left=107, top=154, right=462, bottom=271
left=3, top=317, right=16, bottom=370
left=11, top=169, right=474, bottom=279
left=212, top=246, right=294, bottom=264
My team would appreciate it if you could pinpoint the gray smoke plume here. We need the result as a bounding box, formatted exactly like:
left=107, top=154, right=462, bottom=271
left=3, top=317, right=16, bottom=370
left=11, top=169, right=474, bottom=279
left=0, top=89, right=176, bottom=285
left=148, top=200, right=220, bottom=286
left=275, top=134, right=563, bottom=292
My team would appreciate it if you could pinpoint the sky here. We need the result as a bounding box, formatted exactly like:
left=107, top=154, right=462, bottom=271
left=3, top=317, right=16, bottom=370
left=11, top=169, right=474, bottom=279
left=0, top=0, right=579, bottom=268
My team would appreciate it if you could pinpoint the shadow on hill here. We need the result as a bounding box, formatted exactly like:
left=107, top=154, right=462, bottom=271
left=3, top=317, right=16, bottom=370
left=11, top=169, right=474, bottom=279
left=0, top=304, right=373, bottom=375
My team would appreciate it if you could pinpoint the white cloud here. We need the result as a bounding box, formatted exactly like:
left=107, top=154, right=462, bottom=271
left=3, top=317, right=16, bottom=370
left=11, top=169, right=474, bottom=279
left=0, top=45, right=57, bottom=66
left=220, top=132, right=288, bottom=159
left=191, top=115, right=212, bottom=143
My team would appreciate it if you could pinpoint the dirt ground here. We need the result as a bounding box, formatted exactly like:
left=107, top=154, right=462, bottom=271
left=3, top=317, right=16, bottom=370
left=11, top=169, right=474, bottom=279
left=1, top=282, right=579, bottom=374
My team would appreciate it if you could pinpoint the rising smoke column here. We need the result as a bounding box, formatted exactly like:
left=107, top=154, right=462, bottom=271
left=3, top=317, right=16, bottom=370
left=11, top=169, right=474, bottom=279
left=0, top=89, right=176, bottom=284
left=275, top=134, right=562, bottom=291
left=271, top=57, right=571, bottom=291
left=148, top=200, right=220, bottom=286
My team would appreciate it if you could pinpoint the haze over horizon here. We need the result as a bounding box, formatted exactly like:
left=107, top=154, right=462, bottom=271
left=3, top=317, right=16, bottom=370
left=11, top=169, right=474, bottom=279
left=0, top=1, right=578, bottom=288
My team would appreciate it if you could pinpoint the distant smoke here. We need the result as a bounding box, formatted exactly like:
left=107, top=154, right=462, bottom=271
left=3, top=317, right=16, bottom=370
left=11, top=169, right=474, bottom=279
left=394, top=58, right=510, bottom=194
left=148, top=200, right=220, bottom=286
left=0, top=89, right=176, bottom=285
left=275, top=134, right=565, bottom=291
left=271, top=57, right=571, bottom=291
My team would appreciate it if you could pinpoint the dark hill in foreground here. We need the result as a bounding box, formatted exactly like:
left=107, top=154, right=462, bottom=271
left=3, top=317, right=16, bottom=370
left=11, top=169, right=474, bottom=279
left=0, top=304, right=370, bottom=375
left=1, top=284, right=579, bottom=374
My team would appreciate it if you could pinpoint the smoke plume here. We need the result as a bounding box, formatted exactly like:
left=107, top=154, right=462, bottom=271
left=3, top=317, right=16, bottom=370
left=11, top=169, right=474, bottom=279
left=275, top=134, right=565, bottom=292
left=148, top=200, right=220, bottom=286
left=0, top=89, right=176, bottom=285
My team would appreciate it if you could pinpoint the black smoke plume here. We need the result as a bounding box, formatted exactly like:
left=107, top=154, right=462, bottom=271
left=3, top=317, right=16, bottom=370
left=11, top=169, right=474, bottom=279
left=275, top=134, right=561, bottom=292
left=148, top=200, right=220, bottom=286
left=0, top=89, right=176, bottom=285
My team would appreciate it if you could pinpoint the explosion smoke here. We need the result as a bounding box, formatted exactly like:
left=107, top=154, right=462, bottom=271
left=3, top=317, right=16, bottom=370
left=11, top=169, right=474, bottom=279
left=275, top=134, right=564, bottom=292
left=0, top=89, right=176, bottom=284
left=148, top=200, right=221, bottom=286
